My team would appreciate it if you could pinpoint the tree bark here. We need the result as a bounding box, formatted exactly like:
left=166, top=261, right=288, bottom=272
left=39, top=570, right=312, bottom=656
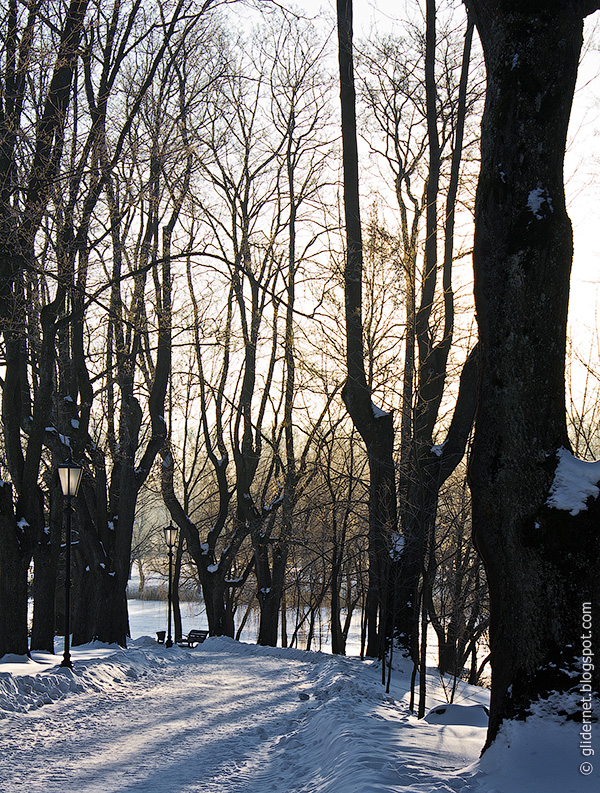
left=0, top=483, right=29, bottom=658
left=30, top=478, right=62, bottom=653
left=464, top=0, right=600, bottom=747
left=337, top=0, right=398, bottom=659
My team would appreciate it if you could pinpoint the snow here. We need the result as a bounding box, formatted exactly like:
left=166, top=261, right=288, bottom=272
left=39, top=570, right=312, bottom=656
left=0, top=603, right=597, bottom=792
left=425, top=703, right=489, bottom=726
left=431, top=441, right=446, bottom=457
left=547, top=446, right=600, bottom=515
left=371, top=401, right=390, bottom=419
left=474, top=718, right=596, bottom=793
left=527, top=186, right=553, bottom=219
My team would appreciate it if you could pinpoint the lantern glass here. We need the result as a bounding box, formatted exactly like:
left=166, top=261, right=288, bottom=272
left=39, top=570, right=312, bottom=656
left=58, top=460, right=83, bottom=498
left=164, top=525, right=178, bottom=548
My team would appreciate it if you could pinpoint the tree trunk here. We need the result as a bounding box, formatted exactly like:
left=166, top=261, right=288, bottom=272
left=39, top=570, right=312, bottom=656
left=73, top=564, right=127, bottom=646
left=330, top=546, right=346, bottom=656
left=280, top=588, right=288, bottom=648
left=394, top=8, right=475, bottom=661
left=30, top=483, right=61, bottom=653
left=337, top=0, right=398, bottom=659
left=0, top=483, right=30, bottom=657
left=393, top=342, right=479, bottom=656
left=465, top=0, right=600, bottom=747
left=257, top=584, right=282, bottom=647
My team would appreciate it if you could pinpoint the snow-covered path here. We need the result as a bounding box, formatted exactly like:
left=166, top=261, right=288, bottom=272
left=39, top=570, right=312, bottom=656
left=1, top=634, right=596, bottom=793
left=2, top=642, right=315, bottom=793
left=1, top=638, right=487, bottom=793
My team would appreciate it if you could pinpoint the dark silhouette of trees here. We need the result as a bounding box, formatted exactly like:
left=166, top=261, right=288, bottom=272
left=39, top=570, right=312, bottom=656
left=0, top=0, right=216, bottom=656
left=0, top=0, right=92, bottom=659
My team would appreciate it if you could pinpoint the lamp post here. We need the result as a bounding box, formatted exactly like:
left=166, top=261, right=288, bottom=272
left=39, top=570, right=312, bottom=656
left=57, top=457, right=83, bottom=670
left=163, top=524, right=178, bottom=648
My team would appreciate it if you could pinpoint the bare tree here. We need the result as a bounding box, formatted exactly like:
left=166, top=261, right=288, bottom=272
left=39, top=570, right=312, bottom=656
left=0, top=0, right=91, bottom=658
left=0, top=0, right=217, bottom=656
left=337, top=0, right=398, bottom=660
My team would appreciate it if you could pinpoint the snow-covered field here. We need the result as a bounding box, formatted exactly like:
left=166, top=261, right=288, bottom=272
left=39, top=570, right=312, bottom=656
left=0, top=602, right=596, bottom=793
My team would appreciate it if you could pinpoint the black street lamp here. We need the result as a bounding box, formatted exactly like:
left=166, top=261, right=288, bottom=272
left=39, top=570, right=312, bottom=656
left=57, top=457, right=83, bottom=670
left=163, top=524, right=178, bottom=648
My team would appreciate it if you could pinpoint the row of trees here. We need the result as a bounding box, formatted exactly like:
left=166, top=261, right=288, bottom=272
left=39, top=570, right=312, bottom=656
left=339, top=0, right=485, bottom=717
left=339, top=0, right=600, bottom=747
left=0, top=0, right=486, bottom=674
left=1, top=0, right=598, bottom=752
left=0, top=0, right=218, bottom=652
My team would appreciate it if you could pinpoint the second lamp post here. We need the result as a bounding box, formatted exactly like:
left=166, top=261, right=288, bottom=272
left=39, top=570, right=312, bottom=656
left=163, top=524, right=178, bottom=648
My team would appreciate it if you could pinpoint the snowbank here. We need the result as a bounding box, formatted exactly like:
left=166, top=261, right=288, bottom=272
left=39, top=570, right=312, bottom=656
left=469, top=716, right=597, bottom=793
left=0, top=638, right=168, bottom=716
left=425, top=703, right=489, bottom=727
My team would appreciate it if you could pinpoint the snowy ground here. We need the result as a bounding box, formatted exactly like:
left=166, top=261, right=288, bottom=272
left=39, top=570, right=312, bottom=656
left=0, top=603, right=596, bottom=793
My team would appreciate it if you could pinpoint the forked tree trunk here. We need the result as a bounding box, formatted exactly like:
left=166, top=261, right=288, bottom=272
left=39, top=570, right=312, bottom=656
left=465, top=0, right=600, bottom=747
left=392, top=7, right=476, bottom=666
left=337, top=0, right=398, bottom=659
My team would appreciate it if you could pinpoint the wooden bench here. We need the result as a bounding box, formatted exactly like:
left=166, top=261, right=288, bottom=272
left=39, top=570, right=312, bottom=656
left=178, top=629, right=209, bottom=648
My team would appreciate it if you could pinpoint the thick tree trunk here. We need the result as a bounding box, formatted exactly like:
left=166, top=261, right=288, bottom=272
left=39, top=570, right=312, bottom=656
left=465, top=0, right=600, bottom=747
left=73, top=564, right=128, bottom=646
left=257, top=584, right=283, bottom=647
left=204, top=575, right=234, bottom=638
left=30, top=504, right=60, bottom=653
left=0, top=483, right=30, bottom=657
left=30, top=474, right=69, bottom=652
left=254, top=516, right=287, bottom=646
